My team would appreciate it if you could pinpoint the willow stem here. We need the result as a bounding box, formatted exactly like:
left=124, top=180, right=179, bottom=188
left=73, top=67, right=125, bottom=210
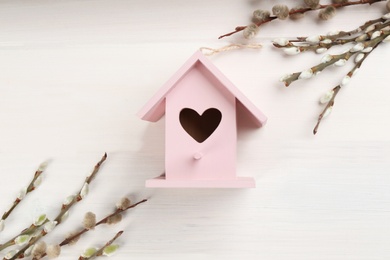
left=1, top=162, right=47, bottom=227
left=4, top=153, right=107, bottom=260
left=79, top=231, right=124, bottom=260
left=60, top=199, right=147, bottom=247
left=218, top=0, right=385, bottom=39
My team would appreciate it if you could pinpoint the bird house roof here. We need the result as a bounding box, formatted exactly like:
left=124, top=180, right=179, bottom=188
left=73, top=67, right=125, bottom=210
left=137, top=50, right=267, bottom=127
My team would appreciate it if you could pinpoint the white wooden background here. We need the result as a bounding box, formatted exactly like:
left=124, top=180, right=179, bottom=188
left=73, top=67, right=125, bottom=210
left=1, top=0, right=390, bottom=259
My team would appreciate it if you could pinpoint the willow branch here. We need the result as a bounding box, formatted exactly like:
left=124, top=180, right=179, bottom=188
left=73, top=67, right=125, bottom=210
left=313, top=86, right=341, bottom=135
left=79, top=231, right=123, bottom=260
left=1, top=163, right=46, bottom=220
left=3, top=153, right=107, bottom=260
left=274, top=19, right=390, bottom=54
left=0, top=163, right=49, bottom=250
left=218, top=0, right=385, bottom=39
left=59, top=199, right=147, bottom=247
left=313, top=33, right=385, bottom=134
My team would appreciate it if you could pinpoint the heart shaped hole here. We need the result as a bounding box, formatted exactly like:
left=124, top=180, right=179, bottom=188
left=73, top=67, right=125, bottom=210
left=179, top=108, right=222, bottom=143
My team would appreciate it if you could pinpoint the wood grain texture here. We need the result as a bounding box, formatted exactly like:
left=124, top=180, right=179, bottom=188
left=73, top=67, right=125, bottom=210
left=0, top=1, right=389, bottom=259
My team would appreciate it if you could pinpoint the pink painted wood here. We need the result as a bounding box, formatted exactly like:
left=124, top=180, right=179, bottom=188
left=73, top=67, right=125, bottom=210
left=138, top=50, right=267, bottom=188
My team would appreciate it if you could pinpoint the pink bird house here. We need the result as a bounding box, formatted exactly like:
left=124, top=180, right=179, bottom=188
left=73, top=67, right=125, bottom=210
left=138, top=51, right=267, bottom=188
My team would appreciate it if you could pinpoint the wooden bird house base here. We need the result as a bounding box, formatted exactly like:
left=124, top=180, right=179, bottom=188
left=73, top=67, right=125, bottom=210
left=146, top=175, right=255, bottom=188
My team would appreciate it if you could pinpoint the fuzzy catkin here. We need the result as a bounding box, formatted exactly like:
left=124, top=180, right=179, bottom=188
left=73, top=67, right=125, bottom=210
left=46, top=244, right=61, bottom=259
left=243, top=23, right=259, bottom=39
left=116, top=197, right=131, bottom=210
left=66, top=232, right=80, bottom=245
left=32, top=241, right=47, bottom=260
left=289, top=7, right=305, bottom=20
left=253, top=9, right=270, bottom=21
left=272, top=4, right=290, bottom=20
left=318, top=6, right=336, bottom=20
left=83, top=212, right=96, bottom=230
left=304, top=0, right=320, bottom=9
left=106, top=213, right=122, bottom=225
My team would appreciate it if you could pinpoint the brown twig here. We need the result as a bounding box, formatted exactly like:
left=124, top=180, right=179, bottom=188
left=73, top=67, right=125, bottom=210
left=283, top=51, right=353, bottom=87
left=313, top=86, right=341, bottom=135
left=272, top=10, right=390, bottom=134
left=4, top=153, right=107, bottom=260
left=60, top=199, right=147, bottom=247
left=79, top=231, right=123, bottom=260
left=0, top=162, right=47, bottom=232
left=273, top=19, right=390, bottom=55
left=313, top=37, right=382, bottom=134
left=218, top=0, right=385, bottom=39
left=31, top=199, right=147, bottom=260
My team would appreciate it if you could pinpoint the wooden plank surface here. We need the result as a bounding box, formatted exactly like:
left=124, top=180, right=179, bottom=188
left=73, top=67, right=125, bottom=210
left=0, top=1, right=389, bottom=259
